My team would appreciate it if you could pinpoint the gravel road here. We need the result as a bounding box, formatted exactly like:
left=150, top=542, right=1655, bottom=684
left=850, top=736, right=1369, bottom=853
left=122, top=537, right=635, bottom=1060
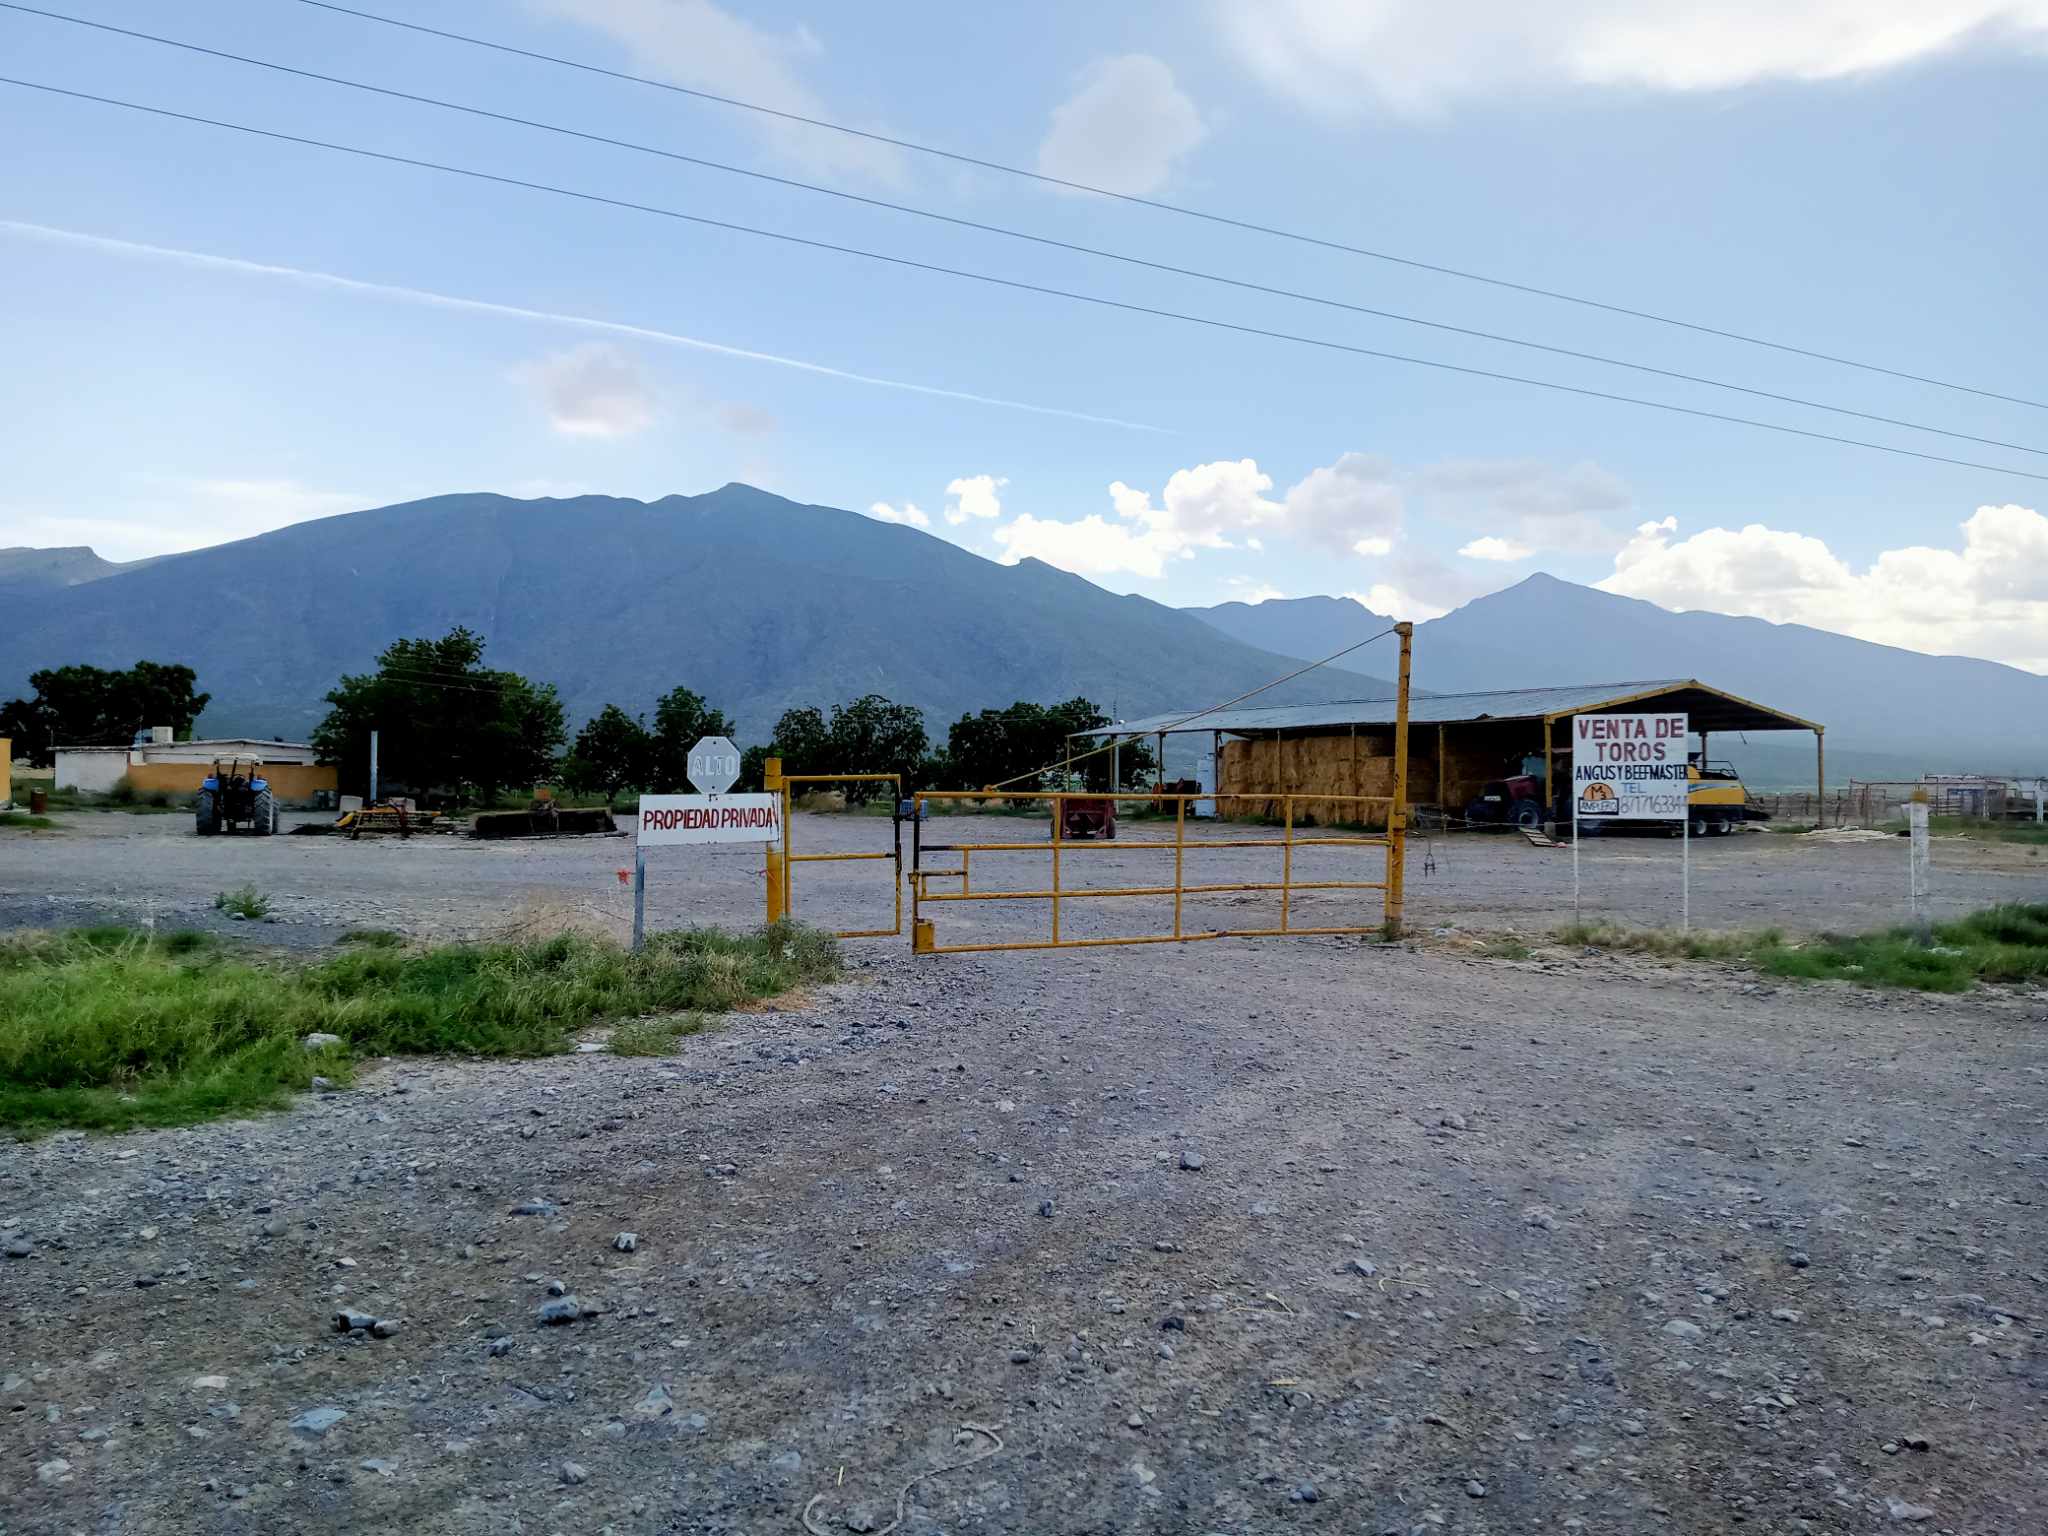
left=3, top=812, right=2045, bottom=1533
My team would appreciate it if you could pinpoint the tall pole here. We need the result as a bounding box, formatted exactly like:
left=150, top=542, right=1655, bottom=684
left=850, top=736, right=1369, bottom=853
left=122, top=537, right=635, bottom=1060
left=1386, top=621, right=1412, bottom=937
left=369, top=728, right=380, bottom=804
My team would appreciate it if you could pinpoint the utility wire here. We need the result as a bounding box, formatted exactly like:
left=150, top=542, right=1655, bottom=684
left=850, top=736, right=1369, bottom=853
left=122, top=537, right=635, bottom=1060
left=989, top=627, right=1401, bottom=791
left=8, top=75, right=2045, bottom=487
left=282, top=0, right=2048, bottom=415
left=11, top=4, right=2037, bottom=459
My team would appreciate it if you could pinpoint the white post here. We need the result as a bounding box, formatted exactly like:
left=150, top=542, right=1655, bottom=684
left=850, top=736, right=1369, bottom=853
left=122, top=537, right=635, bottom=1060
left=369, top=728, right=380, bottom=804
left=2035, top=782, right=2044, bottom=824
left=1682, top=805, right=1691, bottom=934
left=1572, top=793, right=1581, bottom=923
left=1907, top=798, right=1930, bottom=928
left=631, top=846, right=647, bottom=952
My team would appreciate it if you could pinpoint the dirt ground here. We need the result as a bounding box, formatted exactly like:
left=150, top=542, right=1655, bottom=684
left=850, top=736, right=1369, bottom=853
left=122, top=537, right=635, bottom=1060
left=3, top=812, right=2046, bottom=1534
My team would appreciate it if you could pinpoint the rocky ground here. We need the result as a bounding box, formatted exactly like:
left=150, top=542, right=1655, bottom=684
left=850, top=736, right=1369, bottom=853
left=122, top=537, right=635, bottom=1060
left=3, top=814, right=2045, bottom=1533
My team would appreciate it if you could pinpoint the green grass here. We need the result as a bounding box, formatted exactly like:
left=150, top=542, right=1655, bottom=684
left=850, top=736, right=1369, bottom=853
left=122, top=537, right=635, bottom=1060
left=1928, top=814, right=2048, bottom=847
left=337, top=928, right=404, bottom=948
left=0, top=811, right=57, bottom=831
left=0, top=921, right=839, bottom=1135
left=1555, top=903, right=2048, bottom=993
left=213, top=885, right=273, bottom=921
left=38, top=788, right=186, bottom=816
left=1476, top=937, right=1532, bottom=961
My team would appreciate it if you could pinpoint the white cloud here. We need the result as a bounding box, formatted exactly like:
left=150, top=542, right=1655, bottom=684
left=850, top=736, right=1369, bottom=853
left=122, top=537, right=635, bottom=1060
left=1345, top=585, right=1450, bottom=622
left=1598, top=506, right=2048, bottom=672
left=1459, top=535, right=1535, bottom=561
left=539, top=0, right=905, bottom=181
left=716, top=401, right=778, bottom=435
left=867, top=500, right=930, bottom=529
left=1418, top=457, right=1632, bottom=554
left=1218, top=1, right=2048, bottom=115
left=1224, top=577, right=1288, bottom=602
left=1283, top=452, right=1404, bottom=555
left=944, top=474, right=1008, bottom=526
left=1037, top=55, right=1207, bottom=195
left=992, top=512, right=1176, bottom=579
left=0, top=478, right=369, bottom=561
left=518, top=343, right=655, bottom=438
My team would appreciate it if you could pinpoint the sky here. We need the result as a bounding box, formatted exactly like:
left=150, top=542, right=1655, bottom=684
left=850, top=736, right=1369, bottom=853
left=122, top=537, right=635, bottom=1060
left=2, top=0, right=2046, bottom=671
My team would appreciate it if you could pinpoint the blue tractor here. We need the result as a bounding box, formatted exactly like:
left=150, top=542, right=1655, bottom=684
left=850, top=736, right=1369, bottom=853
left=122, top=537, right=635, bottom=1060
left=196, top=757, right=277, bottom=836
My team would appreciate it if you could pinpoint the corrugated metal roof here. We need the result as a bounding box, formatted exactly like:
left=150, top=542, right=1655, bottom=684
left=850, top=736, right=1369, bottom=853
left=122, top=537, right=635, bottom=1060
left=1077, top=680, right=1820, bottom=737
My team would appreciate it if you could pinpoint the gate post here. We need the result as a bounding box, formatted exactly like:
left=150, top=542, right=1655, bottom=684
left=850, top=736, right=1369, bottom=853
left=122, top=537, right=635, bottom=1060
left=1386, top=621, right=1413, bottom=937
left=763, top=756, right=784, bottom=925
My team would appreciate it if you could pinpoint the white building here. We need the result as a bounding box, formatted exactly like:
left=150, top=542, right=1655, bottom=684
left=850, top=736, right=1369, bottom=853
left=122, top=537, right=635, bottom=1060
left=54, top=728, right=322, bottom=796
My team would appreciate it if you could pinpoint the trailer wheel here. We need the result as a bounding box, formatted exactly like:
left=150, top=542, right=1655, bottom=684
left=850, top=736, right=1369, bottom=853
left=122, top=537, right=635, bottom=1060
left=195, top=789, right=218, bottom=836
left=1512, top=801, right=1543, bottom=830
left=251, top=788, right=276, bottom=836
left=1690, top=814, right=1711, bottom=838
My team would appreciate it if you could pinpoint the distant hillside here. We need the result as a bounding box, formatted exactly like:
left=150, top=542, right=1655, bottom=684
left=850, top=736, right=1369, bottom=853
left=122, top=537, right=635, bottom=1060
left=0, top=487, right=1396, bottom=743
left=1188, top=576, right=2048, bottom=775
left=0, top=545, right=142, bottom=594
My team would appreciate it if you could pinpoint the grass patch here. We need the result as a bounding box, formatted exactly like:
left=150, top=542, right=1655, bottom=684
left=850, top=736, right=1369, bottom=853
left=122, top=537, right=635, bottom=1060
left=1554, top=903, right=2048, bottom=993
left=607, top=1013, right=707, bottom=1056
left=1928, top=814, right=2048, bottom=847
left=0, top=920, right=839, bottom=1135
left=0, top=811, right=57, bottom=831
left=1476, top=937, right=1532, bottom=961
left=213, top=885, right=272, bottom=921
left=337, top=928, right=404, bottom=948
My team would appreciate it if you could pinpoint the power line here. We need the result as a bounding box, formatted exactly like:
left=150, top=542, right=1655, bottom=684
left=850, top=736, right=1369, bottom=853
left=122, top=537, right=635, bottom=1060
left=6, top=75, right=2045, bottom=486
left=281, top=0, right=2048, bottom=415
left=12, top=3, right=2038, bottom=460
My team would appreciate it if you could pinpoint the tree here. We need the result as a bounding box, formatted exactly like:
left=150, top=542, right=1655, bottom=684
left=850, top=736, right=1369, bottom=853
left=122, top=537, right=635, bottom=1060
left=825, top=695, right=928, bottom=801
left=561, top=705, right=652, bottom=807
left=310, top=627, right=565, bottom=802
left=646, top=685, right=736, bottom=792
left=941, top=697, right=1152, bottom=793
left=0, top=661, right=210, bottom=766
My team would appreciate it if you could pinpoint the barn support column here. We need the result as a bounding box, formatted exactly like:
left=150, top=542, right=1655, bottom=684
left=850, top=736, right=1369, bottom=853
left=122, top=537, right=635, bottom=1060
left=1437, top=724, right=1446, bottom=812
left=1816, top=727, right=1826, bottom=828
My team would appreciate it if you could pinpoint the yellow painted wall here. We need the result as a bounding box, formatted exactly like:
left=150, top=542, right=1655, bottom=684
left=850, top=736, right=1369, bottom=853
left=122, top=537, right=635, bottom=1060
left=1, top=736, right=11, bottom=805
left=121, top=761, right=337, bottom=803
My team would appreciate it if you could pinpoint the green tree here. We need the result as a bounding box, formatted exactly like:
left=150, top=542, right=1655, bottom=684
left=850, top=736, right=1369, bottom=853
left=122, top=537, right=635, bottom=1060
left=0, top=661, right=210, bottom=766
left=561, top=704, right=652, bottom=807
left=941, top=697, right=1152, bottom=792
left=646, top=686, right=736, bottom=792
left=826, top=695, right=928, bottom=802
left=311, top=628, right=565, bottom=803
left=764, top=705, right=830, bottom=773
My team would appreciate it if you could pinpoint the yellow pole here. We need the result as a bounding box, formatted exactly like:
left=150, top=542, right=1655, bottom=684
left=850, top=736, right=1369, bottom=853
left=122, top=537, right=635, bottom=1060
left=1281, top=792, right=1294, bottom=933
left=1173, top=793, right=1186, bottom=939
left=1387, top=621, right=1413, bottom=937
left=763, top=756, right=785, bottom=924
left=1050, top=793, right=1063, bottom=944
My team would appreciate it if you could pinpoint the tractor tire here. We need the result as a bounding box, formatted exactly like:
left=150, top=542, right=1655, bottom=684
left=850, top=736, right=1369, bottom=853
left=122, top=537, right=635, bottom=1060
left=195, top=789, right=218, bottom=836
left=251, top=789, right=276, bottom=835
left=1690, top=814, right=1711, bottom=838
left=1512, top=801, right=1543, bottom=830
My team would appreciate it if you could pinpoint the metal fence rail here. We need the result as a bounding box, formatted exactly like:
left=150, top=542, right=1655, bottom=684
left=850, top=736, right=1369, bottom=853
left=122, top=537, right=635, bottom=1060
left=769, top=769, right=902, bottom=939
left=909, top=790, right=1402, bottom=954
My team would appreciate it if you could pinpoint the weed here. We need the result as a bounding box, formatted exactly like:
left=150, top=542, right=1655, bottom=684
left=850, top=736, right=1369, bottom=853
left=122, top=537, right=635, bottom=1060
left=338, top=929, right=404, bottom=948
left=1555, top=922, right=1777, bottom=961
left=608, top=1014, right=706, bottom=1057
left=0, top=812, right=57, bottom=831
left=0, top=922, right=839, bottom=1135
left=213, top=885, right=272, bottom=921
left=1477, top=937, right=1531, bottom=961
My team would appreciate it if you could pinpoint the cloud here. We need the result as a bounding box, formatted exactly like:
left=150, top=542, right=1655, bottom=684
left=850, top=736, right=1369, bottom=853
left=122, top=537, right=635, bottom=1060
left=992, top=512, right=1177, bottom=579
left=1597, top=505, right=2048, bottom=672
left=1217, top=1, right=2048, bottom=115
left=716, top=402, right=778, bottom=435
left=1037, top=54, right=1207, bottom=195
left=1417, top=457, right=1632, bottom=554
left=1283, top=452, right=1404, bottom=555
left=1459, top=536, right=1535, bottom=561
left=1344, top=585, right=1449, bottom=622
left=866, top=500, right=930, bottom=529
left=518, top=343, right=656, bottom=438
left=1224, top=578, right=1288, bottom=603
left=538, top=0, right=905, bottom=181
left=0, top=478, right=369, bottom=561
left=944, top=474, right=1008, bottom=526
left=1, top=220, right=1168, bottom=434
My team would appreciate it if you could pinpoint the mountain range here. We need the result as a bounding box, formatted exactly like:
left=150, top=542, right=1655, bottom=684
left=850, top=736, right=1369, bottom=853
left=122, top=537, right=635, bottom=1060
left=0, top=487, right=1394, bottom=746
left=1188, top=577, right=2047, bottom=778
left=2, top=485, right=2039, bottom=780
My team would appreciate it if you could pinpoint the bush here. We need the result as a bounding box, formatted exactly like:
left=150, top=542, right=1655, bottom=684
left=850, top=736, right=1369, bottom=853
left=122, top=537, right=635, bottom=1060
left=213, top=885, right=272, bottom=921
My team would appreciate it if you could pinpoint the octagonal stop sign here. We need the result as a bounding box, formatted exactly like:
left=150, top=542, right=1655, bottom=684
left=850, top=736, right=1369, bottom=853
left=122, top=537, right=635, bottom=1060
left=686, top=735, right=742, bottom=796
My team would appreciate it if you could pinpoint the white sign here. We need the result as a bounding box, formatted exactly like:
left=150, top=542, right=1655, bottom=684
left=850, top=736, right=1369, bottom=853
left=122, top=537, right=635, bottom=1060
left=637, top=793, right=781, bottom=845
left=686, top=735, right=741, bottom=796
left=1572, top=712, right=1689, bottom=822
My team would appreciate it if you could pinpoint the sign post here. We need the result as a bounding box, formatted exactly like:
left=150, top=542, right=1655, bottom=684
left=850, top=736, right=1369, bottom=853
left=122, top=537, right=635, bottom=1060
left=628, top=735, right=779, bottom=949
left=1571, top=711, right=1690, bottom=929
left=1906, top=790, right=1931, bottom=930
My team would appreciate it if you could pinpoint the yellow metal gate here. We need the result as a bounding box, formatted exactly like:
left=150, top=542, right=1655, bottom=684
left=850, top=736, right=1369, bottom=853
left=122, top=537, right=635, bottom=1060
left=765, top=768, right=903, bottom=939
